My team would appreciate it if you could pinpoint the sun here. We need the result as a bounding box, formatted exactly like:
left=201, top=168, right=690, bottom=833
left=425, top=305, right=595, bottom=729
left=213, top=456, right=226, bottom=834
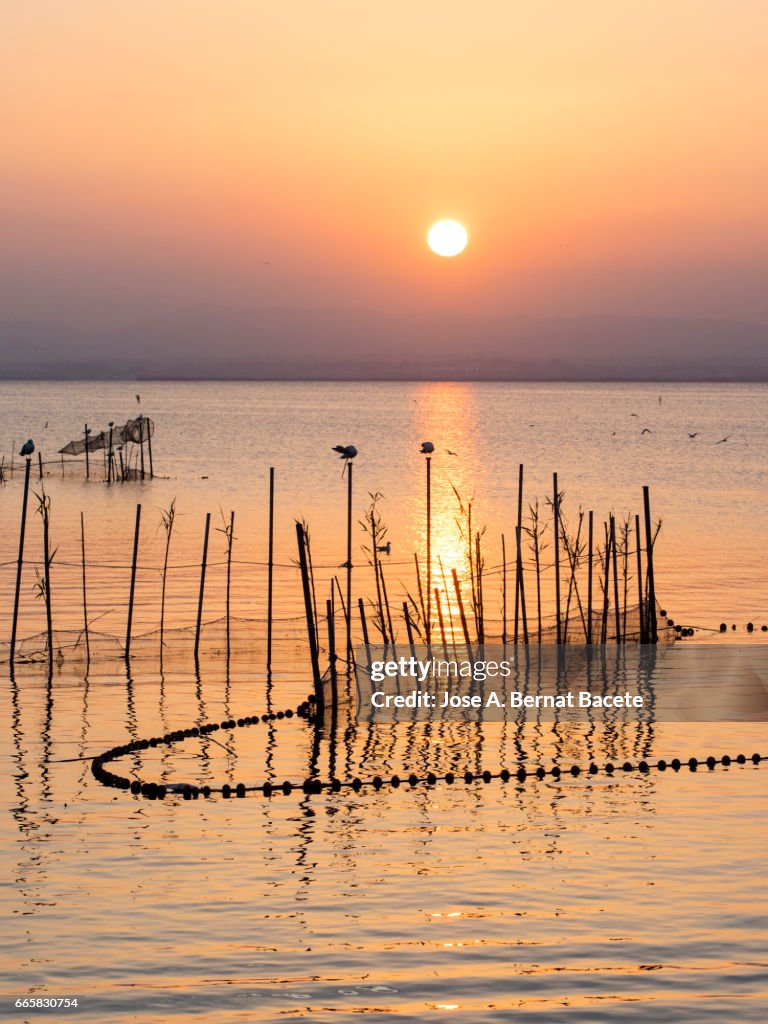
left=427, top=219, right=468, bottom=257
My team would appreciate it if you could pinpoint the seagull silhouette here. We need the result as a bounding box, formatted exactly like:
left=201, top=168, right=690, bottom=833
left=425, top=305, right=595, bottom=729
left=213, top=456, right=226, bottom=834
left=630, top=413, right=639, bottom=417
left=19, top=439, right=35, bottom=456
left=715, top=436, right=730, bottom=444
left=641, top=428, right=652, bottom=435
left=332, top=444, right=358, bottom=459
left=420, top=441, right=434, bottom=454
left=688, top=432, right=699, bottom=439
left=445, top=449, right=458, bottom=456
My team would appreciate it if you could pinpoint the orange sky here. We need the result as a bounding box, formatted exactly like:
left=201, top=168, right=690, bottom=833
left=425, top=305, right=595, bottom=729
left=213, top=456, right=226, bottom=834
left=2, top=1, right=768, bottom=329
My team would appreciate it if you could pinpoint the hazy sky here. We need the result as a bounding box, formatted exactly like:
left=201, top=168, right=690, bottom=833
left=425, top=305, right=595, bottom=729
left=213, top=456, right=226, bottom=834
left=3, top=1, right=768, bottom=333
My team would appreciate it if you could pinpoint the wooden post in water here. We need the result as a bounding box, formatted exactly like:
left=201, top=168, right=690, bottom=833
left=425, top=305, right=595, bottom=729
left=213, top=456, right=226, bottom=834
left=80, top=512, right=90, bottom=665
left=10, top=457, right=32, bottom=667
left=635, top=514, right=645, bottom=642
left=37, top=450, right=43, bottom=481
left=434, top=587, right=449, bottom=659
left=296, top=522, right=323, bottom=712
left=267, top=467, right=275, bottom=671
left=553, top=472, right=562, bottom=644
left=611, top=515, right=621, bottom=643
left=425, top=454, right=432, bottom=644
left=358, top=597, right=371, bottom=668
left=118, top=446, right=125, bottom=483
left=586, top=511, right=594, bottom=645
left=515, top=525, right=529, bottom=644
left=379, top=562, right=396, bottom=653
left=194, top=512, right=211, bottom=663
left=643, top=486, right=658, bottom=643
left=346, top=460, right=353, bottom=664
left=513, top=465, right=523, bottom=643
left=451, top=568, right=473, bottom=656
left=403, top=601, right=416, bottom=657
left=501, top=533, right=508, bottom=645
left=84, top=425, right=90, bottom=480
left=326, top=598, right=338, bottom=708
left=600, top=522, right=611, bottom=644
left=107, top=423, right=114, bottom=484
left=146, top=419, right=154, bottom=479
left=40, top=493, right=53, bottom=672
left=125, top=503, right=141, bottom=662
left=138, top=417, right=146, bottom=481
left=225, top=510, right=234, bottom=659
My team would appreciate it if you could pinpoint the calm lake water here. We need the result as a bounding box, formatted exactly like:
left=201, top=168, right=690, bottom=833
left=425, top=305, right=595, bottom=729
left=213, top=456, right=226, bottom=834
left=1, top=381, right=767, bottom=1021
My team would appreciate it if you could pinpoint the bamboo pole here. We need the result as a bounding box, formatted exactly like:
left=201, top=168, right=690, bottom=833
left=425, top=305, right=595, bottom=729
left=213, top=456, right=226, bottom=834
left=371, top=511, right=387, bottom=644
left=194, top=512, right=211, bottom=663
left=159, top=501, right=175, bottom=658
left=553, top=473, right=562, bottom=644
left=296, top=522, right=323, bottom=710
left=125, top=503, right=141, bottom=662
left=80, top=512, right=90, bottom=665
left=379, top=562, right=396, bottom=653
left=475, top=532, right=484, bottom=644
left=84, top=425, right=90, bottom=480
left=414, top=553, right=427, bottom=636
left=514, top=464, right=523, bottom=644
left=107, top=423, right=114, bottom=484
left=643, top=486, right=658, bottom=643
left=586, top=511, right=594, bottom=645
left=267, top=467, right=275, bottom=671
left=37, top=450, right=43, bottom=481
left=10, top=458, right=32, bottom=667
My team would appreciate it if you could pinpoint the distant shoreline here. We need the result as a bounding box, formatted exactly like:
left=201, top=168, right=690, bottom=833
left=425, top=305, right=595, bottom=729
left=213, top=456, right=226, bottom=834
left=1, top=375, right=767, bottom=385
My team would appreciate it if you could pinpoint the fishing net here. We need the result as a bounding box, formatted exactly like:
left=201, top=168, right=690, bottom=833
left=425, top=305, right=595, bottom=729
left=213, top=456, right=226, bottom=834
left=58, top=416, right=154, bottom=456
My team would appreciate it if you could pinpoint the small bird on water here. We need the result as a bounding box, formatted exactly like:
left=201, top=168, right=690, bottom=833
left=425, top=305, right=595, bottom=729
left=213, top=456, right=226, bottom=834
left=376, top=542, right=391, bottom=555
left=688, top=432, right=699, bottom=439
left=420, top=441, right=434, bottom=454
left=715, top=436, right=730, bottom=444
left=19, top=439, right=35, bottom=457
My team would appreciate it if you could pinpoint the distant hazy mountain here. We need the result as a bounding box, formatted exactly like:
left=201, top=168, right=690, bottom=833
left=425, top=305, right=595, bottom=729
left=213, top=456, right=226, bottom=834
left=1, top=308, right=766, bottom=380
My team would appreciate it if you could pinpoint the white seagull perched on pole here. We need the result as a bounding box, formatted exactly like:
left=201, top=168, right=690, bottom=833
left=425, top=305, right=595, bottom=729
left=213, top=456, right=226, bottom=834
left=19, top=439, right=35, bottom=457
left=332, top=444, right=358, bottom=460
left=420, top=441, right=434, bottom=454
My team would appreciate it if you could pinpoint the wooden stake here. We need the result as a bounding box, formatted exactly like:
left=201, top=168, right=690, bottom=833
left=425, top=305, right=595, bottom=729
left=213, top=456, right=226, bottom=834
left=194, top=512, right=211, bottom=662
left=267, top=467, right=275, bottom=671
left=643, top=486, right=658, bottom=643
left=327, top=597, right=338, bottom=707
left=434, top=587, right=449, bottom=659
left=146, top=418, right=154, bottom=479
left=611, top=515, right=621, bottom=643
left=501, top=533, right=508, bottom=645
left=10, top=458, right=32, bottom=667
left=107, top=423, right=114, bottom=484
left=426, top=454, right=432, bottom=643
left=138, top=417, right=146, bottom=481
left=37, top=450, right=43, bottom=481
left=515, top=525, right=529, bottom=645
left=601, top=522, right=611, bottom=644
left=635, top=514, right=645, bottom=642
left=225, top=510, right=234, bottom=659
left=451, top=568, right=473, bottom=657
left=403, top=601, right=416, bottom=656
left=125, top=503, right=141, bottom=662
left=84, top=425, right=90, bottom=480
left=296, top=522, right=323, bottom=709
left=80, top=512, right=90, bottom=665
left=586, top=511, right=594, bottom=645
left=379, top=562, right=396, bottom=654
left=346, top=460, right=353, bottom=663
left=553, top=473, right=562, bottom=644
left=514, top=464, right=523, bottom=643
left=358, top=597, right=371, bottom=667
left=40, top=493, right=53, bottom=671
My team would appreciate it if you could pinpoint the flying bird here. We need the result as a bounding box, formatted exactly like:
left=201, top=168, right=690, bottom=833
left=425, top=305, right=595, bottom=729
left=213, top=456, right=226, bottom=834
left=688, top=432, right=699, bottom=439
left=715, top=436, right=730, bottom=444
left=445, top=449, right=458, bottom=456
left=376, top=542, right=391, bottom=555
left=332, top=444, right=358, bottom=459
left=641, top=428, right=653, bottom=435
left=630, top=413, right=638, bottom=417
left=19, top=439, right=35, bottom=456
left=420, top=441, right=434, bottom=454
